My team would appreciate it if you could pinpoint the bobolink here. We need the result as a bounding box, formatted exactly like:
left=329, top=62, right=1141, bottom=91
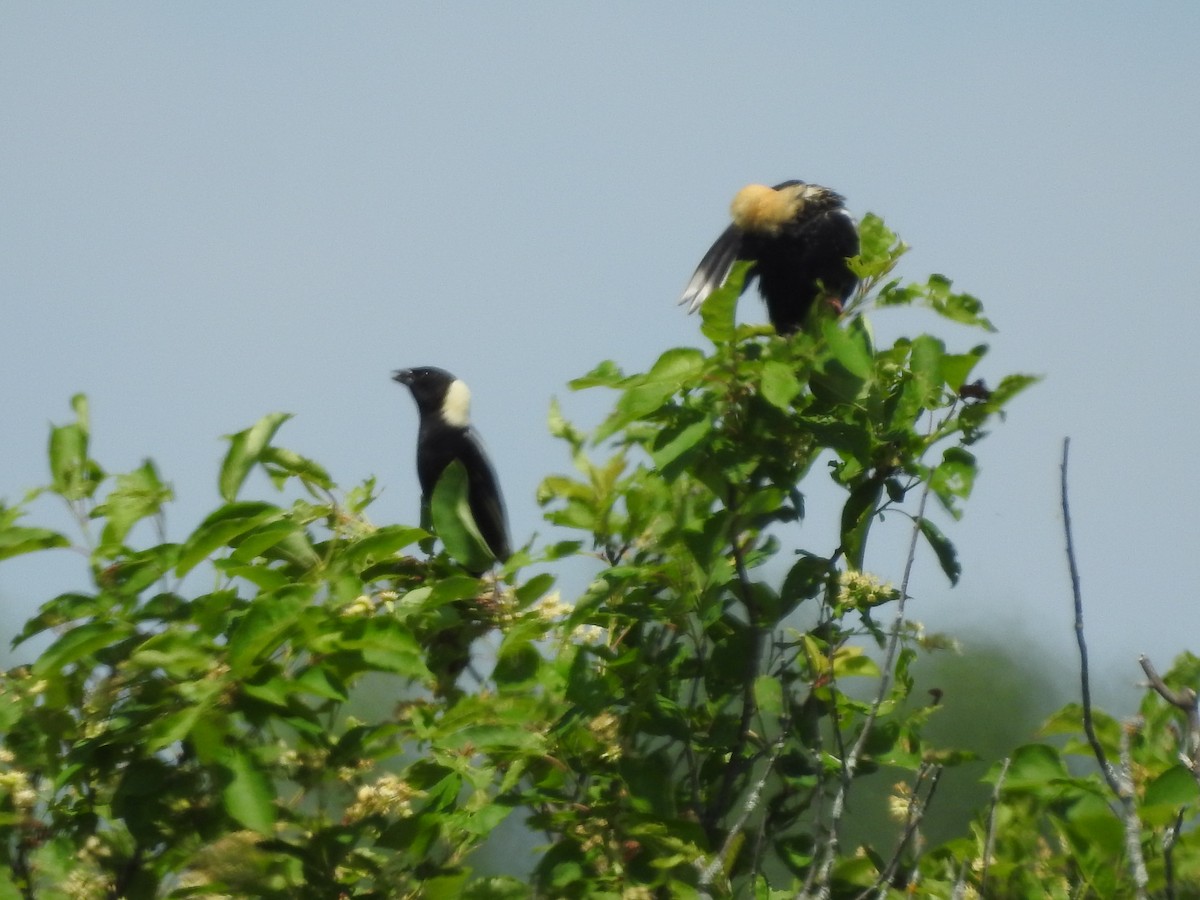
left=679, top=180, right=859, bottom=334
left=392, top=367, right=511, bottom=565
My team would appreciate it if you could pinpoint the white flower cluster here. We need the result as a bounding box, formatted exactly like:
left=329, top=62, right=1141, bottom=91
left=837, top=569, right=896, bottom=610
left=345, top=773, right=420, bottom=822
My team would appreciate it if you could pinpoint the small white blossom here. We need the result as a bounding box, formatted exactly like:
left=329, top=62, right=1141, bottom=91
left=571, top=624, right=606, bottom=645
left=533, top=591, right=572, bottom=621
left=345, top=774, right=420, bottom=822
left=837, top=569, right=896, bottom=610
left=340, top=595, right=375, bottom=617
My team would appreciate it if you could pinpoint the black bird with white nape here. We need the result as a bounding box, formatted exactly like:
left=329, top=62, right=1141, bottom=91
left=679, top=180, right=860, bottom=335
left=392, top=366, right=511, bottom=567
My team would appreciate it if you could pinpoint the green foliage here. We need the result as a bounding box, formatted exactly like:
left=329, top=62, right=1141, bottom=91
left=430, top=460, right=499, bottom=574
left=0, top=400, right=571, bottom=897
left=7, top=214, right=1188, bottom=898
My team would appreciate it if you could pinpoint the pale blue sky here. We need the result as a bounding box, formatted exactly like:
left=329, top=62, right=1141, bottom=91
left=3, top=5, right=1199, bottom=701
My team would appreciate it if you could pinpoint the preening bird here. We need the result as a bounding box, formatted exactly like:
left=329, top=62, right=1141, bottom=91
left=679, top=180, right=860, bottom=334
left=392, top=367, right=511, bottom=565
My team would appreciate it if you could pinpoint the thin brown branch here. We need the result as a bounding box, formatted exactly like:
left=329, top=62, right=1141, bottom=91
left=1139, top=654, right=1200, bottom=778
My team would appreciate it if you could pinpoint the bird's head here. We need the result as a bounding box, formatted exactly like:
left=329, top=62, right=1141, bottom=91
left=731, top=183, right=804, bottom=234
left=730, top=181, right=843, bottom=234
left=392, top=367, right=472, bottom=426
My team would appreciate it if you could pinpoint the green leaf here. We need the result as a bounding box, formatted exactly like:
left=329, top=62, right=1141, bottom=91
left=918, top=517, right=961, bottom=585
left=940, top=347, right=984, bottom=390
left=144, top=703, right=212, bottom=752
left=780, top=555, right=829, bottom=608
left=494, top=638, right=542, bottom=686
left=760, top=360, right=802, bottom=410
left=649, top=413, right=711, bottom=472
left=812, top=317, right=873, bottom=403
left=839, top=476, right=884, bottom=571
left=930, top=447, right=977, bottom=518
left=1142, top=764, right=1200, bottom=825
left=12, top=591, right=114, bottom=645
left=33, top=620, right=133, bottom=678
left=699, top=261, right=749, bottom=343
left=0, top=522, right=70, bottom=561
left=94, top=460, right=173, bottom=555
left=546, top=396, right=588, bottom=450
left=423, top=873, right=473, bottom=900
left=48, top=394, right=104, bottom=501
left=112, top=758, right=177, bottom=844
left=176, top=501, right=284, bottom=576
left=908, top=334, right=945, bottom=407
left=596, top=347, right=706, bottom=442
left=344, top=525, right=427, bottom=567
left=219, top=412, right=293, bottom=502
left=924, top=274, right=996, bottom=332
left=293, top=665, right=349, bottom=702
left=98, top=543, right=181, bottom=594
left=129, top=630, right=216, bottom=678
left=221, top=745, right=276, bottom=834
left=226, top=585, right=310, bottom=676
left=568, top=359, right=625, bottom=390
left=1002, top=743, right=1069, bottom=791
left=514, top=572, right=556, bottom=607
left=753, top=676, right=784, bottom=716
left=831, top=647, right=881, bottom=678
left=430, top=460, right=496, bottom=573
left=227, top=518, right=305, bottom=563
left=260, top=445, right=333, bottom=492
left=825, top=315, right=875, bottom=378
left=851, top=213, right=908, bottom=282
left=340, top=618, right=427, bottom=677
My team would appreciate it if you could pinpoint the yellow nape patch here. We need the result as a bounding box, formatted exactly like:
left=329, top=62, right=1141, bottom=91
left=730, top=183, right=803, bottom=233
left=441, top=379, right=472, bottom=427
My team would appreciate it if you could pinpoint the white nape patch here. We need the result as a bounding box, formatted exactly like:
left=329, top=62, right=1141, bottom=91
left=441, top=379, right=472, bottom=427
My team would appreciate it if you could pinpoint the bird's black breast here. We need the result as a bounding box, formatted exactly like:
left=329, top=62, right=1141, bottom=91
left=752, top=209, right=859, bottom=334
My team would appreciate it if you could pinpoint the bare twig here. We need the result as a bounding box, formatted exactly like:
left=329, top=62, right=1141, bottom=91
left=12, top=826, right=35, bottom=900
left=950, top=860, right=971, bottom=900
left=855, top=762, right=944, bottom=900
left=1139, top=654, right=1200, bottom=778
left=1062, top=439, right=1148, bottom=899
left=1163, top=807, right=1185, bottom=900
left=1061, top=439, right=1123, bottom=797
left=1118, top=719, right=1150, bottom=897
left=979, top=755, right=1011, bottom=894
left=800, top=467, right=935, bottom=900
left=703, top=515, right=766, bottom=843
left=697, top=727, right=789, bottom=891
left=678, top=630, right=710, bottom=815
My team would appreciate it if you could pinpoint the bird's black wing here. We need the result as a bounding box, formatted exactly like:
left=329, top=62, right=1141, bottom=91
left=796, top=208, right=860, bottom=303
left=460, top=428, right=511, bottom=562
left=679, top=223, right=744, bottom=314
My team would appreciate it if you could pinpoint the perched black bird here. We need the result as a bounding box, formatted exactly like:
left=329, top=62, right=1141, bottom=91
left=392, top=367, right=511, bottom=565
left=679, top=180, right=859, bottom=334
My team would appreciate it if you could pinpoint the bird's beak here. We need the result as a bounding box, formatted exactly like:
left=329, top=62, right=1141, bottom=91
left=392, top=369, right=414, bottom=385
